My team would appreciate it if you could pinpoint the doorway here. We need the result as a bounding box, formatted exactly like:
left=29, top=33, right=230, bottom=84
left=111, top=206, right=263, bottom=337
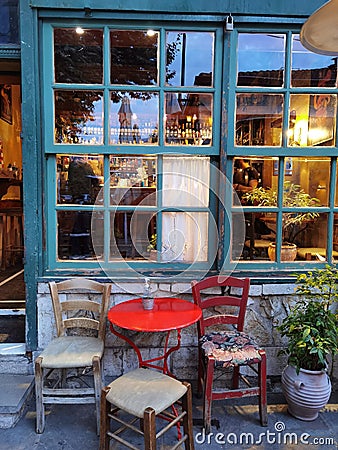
left=0, top=61, right=25, bottom=345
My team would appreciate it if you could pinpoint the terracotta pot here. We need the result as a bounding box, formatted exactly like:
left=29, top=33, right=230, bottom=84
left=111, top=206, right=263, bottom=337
left=268, top=242, right=297, bottom=261
left=281, top=365, right=331, bottom=421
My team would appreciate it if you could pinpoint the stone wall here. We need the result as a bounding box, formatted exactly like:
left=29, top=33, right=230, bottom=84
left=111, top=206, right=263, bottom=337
left=36, top=280, right=337, bottom=388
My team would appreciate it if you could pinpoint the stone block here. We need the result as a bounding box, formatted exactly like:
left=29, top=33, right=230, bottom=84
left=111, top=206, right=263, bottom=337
left=262, top=283, right=296, bottom=296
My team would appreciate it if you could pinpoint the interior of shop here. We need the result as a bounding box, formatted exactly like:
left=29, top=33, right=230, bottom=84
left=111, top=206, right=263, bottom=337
left=0, top=61, right=25, bottom=344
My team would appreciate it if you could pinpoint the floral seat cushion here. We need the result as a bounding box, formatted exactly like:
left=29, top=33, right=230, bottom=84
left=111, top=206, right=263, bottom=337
left=200, top=330, right=263, bottom=367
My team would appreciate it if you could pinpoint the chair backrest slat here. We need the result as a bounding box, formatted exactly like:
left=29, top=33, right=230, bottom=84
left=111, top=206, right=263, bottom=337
left=61, top=300, right=101, bottom=313
left=49, top=279, right=111, bottom=340
left=203, top=315, right=239, bottom=327
left=191, top=275, right=250, bottom=337
left=63, top=317, right=100, bottom=330
left=201, top=296, right=242, bottom=309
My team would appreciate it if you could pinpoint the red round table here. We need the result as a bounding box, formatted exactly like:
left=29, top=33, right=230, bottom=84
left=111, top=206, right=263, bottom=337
left=108, top=297, right=202, bottom=376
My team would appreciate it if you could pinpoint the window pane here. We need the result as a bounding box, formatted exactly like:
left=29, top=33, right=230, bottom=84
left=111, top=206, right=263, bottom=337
left=54, top=28, right=103, bottom=84
left=291, top=35, right=337, bottom=88
left=283, top=157, right=330, bottom=207
left=110, top=92, right=158, bottom=145
left=0, top=1, right=19, bottom=44
left=110, top=30, right=158, bottom=85
left=234, top=212, right=276, bottom=261
left=165, top=93, right=213, bottom=146
left=57, top=154, right=103, bottom=205
left=57, top=210, right=97, bottom=260
left=162, top=156, right=210, bottom=207
left=110, top=156, right=156, bottom=206
left=110, top=211, right=156, bottom=260
left=289, top=94, right=336, bottom=146
left=237, top=33, right=285, bottom=87
left=335, top=168, right=338, bottom=207
left=55, top=90, right=103, bottom=144
left=287, top=214, right=327, bottom=262
left=166, top=32, right=214, bottom=87
left=162, top=212, right=209, bottom=262
left=236, top=94, right=283, bottom=146
left=333, top=214, right=338, bottom=255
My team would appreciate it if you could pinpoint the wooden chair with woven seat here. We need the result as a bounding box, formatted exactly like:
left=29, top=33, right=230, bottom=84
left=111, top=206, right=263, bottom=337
left=191, top=275, right=267, bottom=433
left=35, top=278, right=111, bottom=434
left=100, top=367, right=194, bottom=450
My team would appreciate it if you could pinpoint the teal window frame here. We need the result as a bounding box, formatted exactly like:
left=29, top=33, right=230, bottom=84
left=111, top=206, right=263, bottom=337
left=222, top=28, right=338, bottom=271
left=42, top=20, right=223, bottom=274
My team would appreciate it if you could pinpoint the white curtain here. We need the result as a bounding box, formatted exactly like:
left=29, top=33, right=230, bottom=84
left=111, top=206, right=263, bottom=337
left=161, top=156, right=210, bottom=262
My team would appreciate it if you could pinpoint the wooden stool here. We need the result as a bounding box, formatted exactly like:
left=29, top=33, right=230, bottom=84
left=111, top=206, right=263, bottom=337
left=100, top=368, right=194, bottom=450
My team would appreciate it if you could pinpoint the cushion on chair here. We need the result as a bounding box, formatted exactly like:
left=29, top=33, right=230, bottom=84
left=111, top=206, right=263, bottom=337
left=200, top=331, right=262, bottom=367
left=105, top=368, right=187, bottom=418
left=39, top=336, right=104, bottom=368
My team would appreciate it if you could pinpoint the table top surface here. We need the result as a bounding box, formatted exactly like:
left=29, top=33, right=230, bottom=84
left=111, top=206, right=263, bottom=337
left=108, top=297, right=202, bottom=332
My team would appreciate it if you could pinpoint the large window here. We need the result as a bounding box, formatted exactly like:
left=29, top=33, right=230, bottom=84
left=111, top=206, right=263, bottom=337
left=44, top=24, right=220, bottom=273
left=45, top=25, right=338, bottom=274
left=230, top=32, right=338, bottom=266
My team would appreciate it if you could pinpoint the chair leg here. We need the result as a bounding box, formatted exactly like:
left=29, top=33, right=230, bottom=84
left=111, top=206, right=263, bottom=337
left=35, top=356, right=45, bottom=434
left=258, top=350, right=268, bottom=426
left=99, top=386, right=110, bottom=450
left=181, top=382, right=194, bottom=450
left=197, top=348, right=204, bottom=397
left=143, top=407, right=156, bottom=450
left=232, top=365, right=240, bottom=389
left=203, top=357, right=215, bottom=434
left=93, top=356, right=102, bottom=435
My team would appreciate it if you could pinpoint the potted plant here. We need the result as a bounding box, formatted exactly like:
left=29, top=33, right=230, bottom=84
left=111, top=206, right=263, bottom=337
left=243, top=181, right=320, bottom=261
left=277, top=265, right=338, bottom=420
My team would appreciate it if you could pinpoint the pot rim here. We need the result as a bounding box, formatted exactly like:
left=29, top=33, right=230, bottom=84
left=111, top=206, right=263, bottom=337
left=268, top=242, right=297, bottom=249
left=287, top=364, right=328, bottom=376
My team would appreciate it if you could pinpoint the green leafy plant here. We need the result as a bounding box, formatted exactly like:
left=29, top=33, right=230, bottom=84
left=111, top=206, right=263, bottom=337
left=278, top=265, right=338, bottom=373
left=147, top=233, right=157, bottom=252
left=243, top=181, right=320, bottom=244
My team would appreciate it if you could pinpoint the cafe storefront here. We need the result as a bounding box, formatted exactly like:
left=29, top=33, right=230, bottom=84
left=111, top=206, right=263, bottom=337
left=4, top=0, right=335, bottom=381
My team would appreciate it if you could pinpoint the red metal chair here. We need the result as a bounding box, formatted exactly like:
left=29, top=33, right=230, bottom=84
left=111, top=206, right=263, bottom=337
left=191, top=275, right=267, bottom=432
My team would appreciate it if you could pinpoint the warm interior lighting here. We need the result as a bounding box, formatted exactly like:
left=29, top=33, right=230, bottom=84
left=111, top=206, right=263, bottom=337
left=76, top=27, right=84, bottom=35
left=147, top=29, right=156, bottom=37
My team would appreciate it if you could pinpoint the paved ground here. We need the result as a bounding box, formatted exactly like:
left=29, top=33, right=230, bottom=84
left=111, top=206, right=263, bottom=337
left=0, top=390, right=337, bottom=450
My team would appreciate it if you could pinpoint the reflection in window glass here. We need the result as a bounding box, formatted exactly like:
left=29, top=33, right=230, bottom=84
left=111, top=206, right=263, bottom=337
left=236, top=94, right=283, bottom=146
left=0, top=2, right=19, bottom=44
left=165, top=93, right=213, bottom=146
left=110, top=211, right=156, bottom=260
left=237, top=34, right=285, bottom=87
left=57, top=154, right=103, bottom=205
left=57, top=208, right=101, bottom=261
left=283, top=157, right=329, bottom=207
left=289, top=94, right=336, bottom=146
left=162, top=212, right=209, bottom=262
left=289, top=214, right=327, bottom=261
left=110, top=30, right=158, bottom=85
left=110, top=92, right=158, bottom=145
left=162, top=156, right=210, bottom=207
left=54, top=28, right=103, bottom=84
left=166, top=32, right=214, bottom=87
left=233, top=157, right=269, bottom=206
left=333, top=214, right=338, bottom=252
left=233, top=212, right=276, bottom=261
left=110, top=156, right=156, bottom=206
left=54, top=90, right=103, bottom=144
left=291, top=35, right=337, bottom=88
left=335, top=169, right=338, bottom=207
